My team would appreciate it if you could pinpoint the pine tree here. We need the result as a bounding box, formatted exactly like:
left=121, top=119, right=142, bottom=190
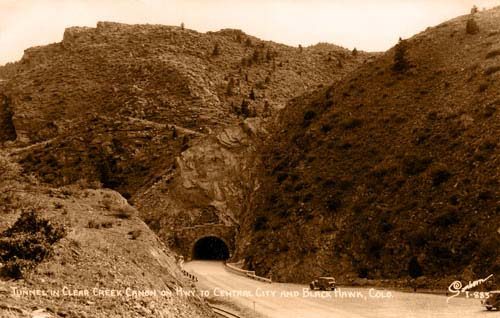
left=226, top=78, right=235, bottom=96
left=241, top=99, right=250, bottom=118
left=266, top=49, right=272, bottom=61
left=263, top=100, right=271, bottom=117
left=466, top=17, right=480, bottom=34
left=252, top=49, right=260, bottom=63
left=408, top=257, right=423, bottom=278
left=212, top=43, right=221, bottom=56
left=393, top=38, right=410, bottom=73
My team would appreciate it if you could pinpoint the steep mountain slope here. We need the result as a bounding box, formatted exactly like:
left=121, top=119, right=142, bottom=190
left=0, top=21, right=367, bottom=196
left=0, top=154, right=214, bottom=317
left=238, top=8, right=500, bottom=288
left=0, top=22, right=370, bottom=262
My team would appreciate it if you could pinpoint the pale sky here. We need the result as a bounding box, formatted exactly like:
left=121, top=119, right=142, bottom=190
left=0, top=0, right=499, bottom=64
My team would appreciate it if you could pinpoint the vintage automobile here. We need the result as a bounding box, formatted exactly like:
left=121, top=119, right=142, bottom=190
left=483, top=291, right=500, bottom=311
left=309, top=277, right=336, bottom=291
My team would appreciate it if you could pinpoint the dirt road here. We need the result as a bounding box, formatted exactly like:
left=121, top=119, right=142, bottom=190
left=184, top=261, right=490, bottom=318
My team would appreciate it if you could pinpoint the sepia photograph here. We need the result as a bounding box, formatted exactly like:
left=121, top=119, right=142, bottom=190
left=0, top=1, right=499, bottom=317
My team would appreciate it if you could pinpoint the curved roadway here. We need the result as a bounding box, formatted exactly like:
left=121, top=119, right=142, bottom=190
left=184, top=261, right=490, bottom=318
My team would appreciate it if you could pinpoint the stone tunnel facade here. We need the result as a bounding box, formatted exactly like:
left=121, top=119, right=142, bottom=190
left=173, top=224, right=237, bottom=261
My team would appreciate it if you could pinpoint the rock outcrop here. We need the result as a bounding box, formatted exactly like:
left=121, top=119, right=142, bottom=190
left=134, top=118, right=264, bottom=258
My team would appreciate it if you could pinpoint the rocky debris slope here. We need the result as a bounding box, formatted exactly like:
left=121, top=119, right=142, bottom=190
left=0, top=154, right=214, bottom=317
left=238, top=7, right=500, bottom=289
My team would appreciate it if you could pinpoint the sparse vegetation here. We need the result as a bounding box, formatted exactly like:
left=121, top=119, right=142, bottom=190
left=325, top=196, right=341, bottom=212
left=53, top=202, right=64, bottom=209
left=115, top=205, right=136, bottom=219
left=403, top=155, right=432, bottom=176
left=128, top=230, right=142, bottom=240
left=240, top=99, right=250, bottom=118
left=0, top=155, right=20, bottom=182
left=226, top=78, right=235, bottom=96
left=340, top=117, right=362, bottom=130
left=0, top=210, right=66, bottom=279
left=302, top=110, right=316, bottom=126
left=484, top=65, right=500, bottom=76
left=101, top=197, right=113, bottom=210
left=253, top=216, right=268, bottom=231
left=88, top=220, right=99, bottom=228
left=429, top=164, right=452, bottom=186
left=433, top=209, right=459, bottom=227
left=88, top=220, right=113, bottom=229
left=479, top=82, right=489, bottom=92
left=485, top=49, right=500, bottom=59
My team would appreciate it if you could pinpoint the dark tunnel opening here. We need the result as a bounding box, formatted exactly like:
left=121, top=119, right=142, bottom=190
left=192, top=236, right=230, bottom=260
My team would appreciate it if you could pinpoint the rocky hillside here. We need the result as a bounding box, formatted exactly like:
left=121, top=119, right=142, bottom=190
left=0, top=21, right=366, bottom=196
left=0, top=21, right=370, bottom=263
left=0, top=153, right=214, bottom=317
left=0, top=62, right=19, bottom=80
left=238, top=8, right=500, bottom=288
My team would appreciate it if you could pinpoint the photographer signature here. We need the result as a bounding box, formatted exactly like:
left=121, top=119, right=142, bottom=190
left=447, top=274, right=494, bottom=303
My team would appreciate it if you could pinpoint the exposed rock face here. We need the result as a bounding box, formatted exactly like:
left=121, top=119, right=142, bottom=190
left=134, top=119, right=264, bottom=258
left=238, top=8, right=500, bottom=288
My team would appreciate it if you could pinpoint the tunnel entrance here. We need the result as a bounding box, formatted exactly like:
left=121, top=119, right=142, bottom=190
left=192, top=236, right=230, bottom=260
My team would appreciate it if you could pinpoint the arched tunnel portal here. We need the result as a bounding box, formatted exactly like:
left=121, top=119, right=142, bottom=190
left=192, top=236, right=230, bottom=260
left=174, top=224, right=237, bottom=261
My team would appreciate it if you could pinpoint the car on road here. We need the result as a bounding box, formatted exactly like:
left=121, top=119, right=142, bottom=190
left=483, top=291, right=500, bottom=311
left=310, top=277, right=336, bottom=291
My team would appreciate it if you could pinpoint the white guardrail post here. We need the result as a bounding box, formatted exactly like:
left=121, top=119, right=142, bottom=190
left=225, top=262, right=272, bottom=283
